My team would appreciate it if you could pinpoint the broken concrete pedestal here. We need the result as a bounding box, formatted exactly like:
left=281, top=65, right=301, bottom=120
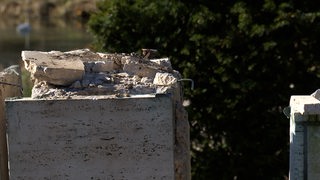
left=5, top=49, right=190, bottom=180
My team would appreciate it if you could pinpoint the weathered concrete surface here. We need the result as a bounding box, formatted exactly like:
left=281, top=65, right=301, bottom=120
left=171, top=81, right=191, bottom=180
left=6, top=95, right=174, bottom=180
left=22, top=51, right=85, bottom=86
left=0, top=65, right=22, bottom=180
left=123, top=60, right=159, bottom=78
left=150, top=58, right=172, bottom=71
left=18, top=49, right=191, bottom=180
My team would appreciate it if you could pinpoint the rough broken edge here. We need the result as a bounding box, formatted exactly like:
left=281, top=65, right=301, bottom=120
left=20, top=49, right=191, bottom=180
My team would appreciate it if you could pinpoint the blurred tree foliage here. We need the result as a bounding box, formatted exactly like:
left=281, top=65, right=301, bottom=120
left=88, top=0, right=320, bottom=179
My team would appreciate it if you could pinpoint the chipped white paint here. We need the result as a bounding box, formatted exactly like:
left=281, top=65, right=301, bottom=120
left=6, top=95, right=174, bottom=180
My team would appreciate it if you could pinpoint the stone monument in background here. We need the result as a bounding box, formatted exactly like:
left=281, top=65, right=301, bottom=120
left=289, top=90, right=320, bottom=180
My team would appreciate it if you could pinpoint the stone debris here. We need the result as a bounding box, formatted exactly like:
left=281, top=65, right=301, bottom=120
left=21, top=49, right=180, bottom=99
left=153, top=72, right=178, bottom=86
left=20, top=49, right=191, bottom=180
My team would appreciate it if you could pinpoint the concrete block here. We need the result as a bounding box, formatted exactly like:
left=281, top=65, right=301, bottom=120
left=150, top=58, right=172, bottom=71
left=6, top=95, right=175, bottom=180
left=84, top=60, right=116, bottom=73
left=122, top=56, right=159, bottom=78
left=22, top=51, right=85, bottom=86
left=290, top=95, right=320, bottom=115
left=153, top=72, right=178, bottom=86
